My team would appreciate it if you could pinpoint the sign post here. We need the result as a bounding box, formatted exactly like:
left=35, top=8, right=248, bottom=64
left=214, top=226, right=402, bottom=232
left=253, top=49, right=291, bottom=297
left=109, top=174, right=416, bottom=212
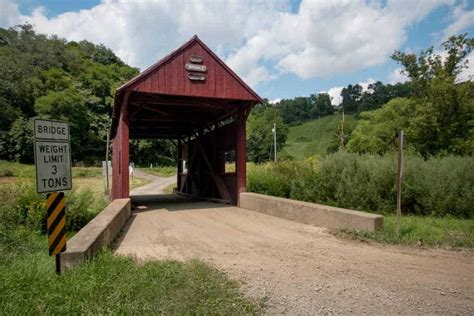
left=34, top=119, right=72, bottom=274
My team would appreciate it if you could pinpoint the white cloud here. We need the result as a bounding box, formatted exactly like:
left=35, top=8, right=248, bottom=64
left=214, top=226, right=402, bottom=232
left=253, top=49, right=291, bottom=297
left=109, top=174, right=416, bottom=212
left=443, top=2, right=474, bottom=40
left=3, top=0, right=285, bottom=70
left=269, top=98, right=281, bottom=105
left=0, top=0, right=459, bottom=89
left=325, top=78, right=381, bottom=106
left=359, top=78, right=376, bottom=91
left=457, top=52, right=474, bottom=82
left=327, top=86, right=344, bottom=106
left=0, top=0, right=22, bottom=27
left=389, top=68, right=410, bottom=84
left=227, top=0, right=454, bottom=83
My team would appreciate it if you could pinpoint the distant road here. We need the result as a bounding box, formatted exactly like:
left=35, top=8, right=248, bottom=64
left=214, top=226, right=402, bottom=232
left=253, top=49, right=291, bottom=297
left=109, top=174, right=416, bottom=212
left=130, top=169, right=176, bottom=195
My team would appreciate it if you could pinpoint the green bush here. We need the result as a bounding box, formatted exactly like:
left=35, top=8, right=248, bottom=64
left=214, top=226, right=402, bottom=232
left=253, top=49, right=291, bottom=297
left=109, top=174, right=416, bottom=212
left=72, top=167, right=102, bottom=178
left=0, top=169, right=14, bottom=177
left=248, top=159, right=320, bottom=198
left=66, top=189, right=105, bottom=231
left=247, top=152, right=474, bottom=218
left=0, top=184, right=104, bottom=232
left=316, top=153, right=397, bottom=212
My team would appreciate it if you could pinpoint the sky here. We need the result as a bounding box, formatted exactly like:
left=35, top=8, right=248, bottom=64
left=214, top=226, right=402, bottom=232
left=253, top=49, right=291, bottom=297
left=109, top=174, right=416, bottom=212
left=1, top=0, right=473, bottom=104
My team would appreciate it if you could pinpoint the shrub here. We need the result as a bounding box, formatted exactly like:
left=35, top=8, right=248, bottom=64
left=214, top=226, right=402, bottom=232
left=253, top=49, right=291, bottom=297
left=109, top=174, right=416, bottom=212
left=316, top=152, right=397, bottom=212
left=247, top=159, right=320, bottom=199
left=247, top=152, right=474, bottom=218
left=1, top=169, right=14, bottom=177
left=72, top=167, right=101, bottom=178
left=66, top=189, right=105, bottom=231
left=0, top=184, right=105, bottom=232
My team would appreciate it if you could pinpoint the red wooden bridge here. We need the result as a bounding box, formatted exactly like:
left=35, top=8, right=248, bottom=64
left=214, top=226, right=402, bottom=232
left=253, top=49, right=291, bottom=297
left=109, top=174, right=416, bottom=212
left=110, top=35, right=262, bottom=205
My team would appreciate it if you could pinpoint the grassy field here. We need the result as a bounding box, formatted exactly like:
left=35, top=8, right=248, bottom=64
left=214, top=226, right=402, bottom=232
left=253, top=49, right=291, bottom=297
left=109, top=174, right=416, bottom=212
left=247, top=156, right=473, bottom=249
left=336, top=215, right=474, bottom=248
left=0, top=160, right=149, bottom=193
left=0, top=230, right=263, bottom=314
left=139, top=166, right=176, bottom=177
left=280, top=114, right=358, bottom=159
left=0, top=160, right=262, bottom=314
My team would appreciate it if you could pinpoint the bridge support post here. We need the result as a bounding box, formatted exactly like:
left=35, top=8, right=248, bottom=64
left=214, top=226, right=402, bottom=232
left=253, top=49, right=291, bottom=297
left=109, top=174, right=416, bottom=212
left=112, top=94, right=130, bottom=199
left=236, top=110, right=247, bottom=206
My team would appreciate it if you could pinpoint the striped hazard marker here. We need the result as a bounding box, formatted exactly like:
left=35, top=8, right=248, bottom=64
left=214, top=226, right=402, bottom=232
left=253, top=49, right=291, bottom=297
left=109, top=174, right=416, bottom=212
left=47, top=192, right=67, bottom=257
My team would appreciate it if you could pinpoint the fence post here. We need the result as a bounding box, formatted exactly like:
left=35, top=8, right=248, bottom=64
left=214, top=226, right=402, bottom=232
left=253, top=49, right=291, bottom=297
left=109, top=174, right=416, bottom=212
left=396, top=129, right=404, bottom=236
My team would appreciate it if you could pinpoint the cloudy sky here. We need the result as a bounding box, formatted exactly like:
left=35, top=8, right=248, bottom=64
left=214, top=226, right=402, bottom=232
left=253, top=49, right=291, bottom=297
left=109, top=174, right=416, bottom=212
left=1, top=0, right=473, bottom=103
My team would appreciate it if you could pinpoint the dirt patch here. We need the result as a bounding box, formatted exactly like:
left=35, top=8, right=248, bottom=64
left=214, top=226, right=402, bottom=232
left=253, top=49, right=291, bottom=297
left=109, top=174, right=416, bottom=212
left=115, top=196, right=474, bottom=315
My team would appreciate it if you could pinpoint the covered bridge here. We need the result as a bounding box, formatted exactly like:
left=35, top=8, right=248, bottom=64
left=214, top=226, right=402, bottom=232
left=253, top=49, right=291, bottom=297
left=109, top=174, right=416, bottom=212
left=110, top=35, right=263, bottom=205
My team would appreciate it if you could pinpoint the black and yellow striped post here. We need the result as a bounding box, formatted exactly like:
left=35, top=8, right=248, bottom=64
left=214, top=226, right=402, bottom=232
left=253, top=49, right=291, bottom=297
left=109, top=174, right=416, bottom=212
left=46, top=192, right=67, bottom=274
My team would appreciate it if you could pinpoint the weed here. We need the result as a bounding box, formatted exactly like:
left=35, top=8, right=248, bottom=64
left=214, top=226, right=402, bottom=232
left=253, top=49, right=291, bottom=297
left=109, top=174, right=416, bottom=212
left=337, top=215, right=474, bottom=248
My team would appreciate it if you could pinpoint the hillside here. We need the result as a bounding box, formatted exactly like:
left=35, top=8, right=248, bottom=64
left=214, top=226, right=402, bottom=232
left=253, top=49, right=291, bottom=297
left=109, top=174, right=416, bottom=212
left=280, top=114, right=357, bottom=160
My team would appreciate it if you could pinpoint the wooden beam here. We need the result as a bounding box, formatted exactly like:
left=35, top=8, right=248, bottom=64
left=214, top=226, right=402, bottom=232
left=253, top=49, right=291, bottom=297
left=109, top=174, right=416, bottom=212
left=197, top=142, right=232, bottom=202
left=112, top=91, right=130, bottom=200
left=235, top=109, right=246, bottom=206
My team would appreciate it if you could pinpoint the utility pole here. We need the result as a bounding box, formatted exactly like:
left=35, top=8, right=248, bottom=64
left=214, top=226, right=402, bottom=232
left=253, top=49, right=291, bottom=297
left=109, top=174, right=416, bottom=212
left=395, top=129, right=404, bottom=236
left=272, top=123, right=277, bottom=162
left=339, top=109, right=345, bottom=150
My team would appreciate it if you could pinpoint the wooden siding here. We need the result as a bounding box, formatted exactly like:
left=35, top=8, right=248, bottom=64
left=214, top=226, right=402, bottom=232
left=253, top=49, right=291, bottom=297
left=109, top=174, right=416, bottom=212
left=128, top=40, right=257, bottom=101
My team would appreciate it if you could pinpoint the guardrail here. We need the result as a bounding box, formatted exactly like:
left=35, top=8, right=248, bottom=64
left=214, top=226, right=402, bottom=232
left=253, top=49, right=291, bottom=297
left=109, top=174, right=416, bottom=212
left=59, top=198, right=131, bottom=272
left=240, top=193, right=383, bottom=231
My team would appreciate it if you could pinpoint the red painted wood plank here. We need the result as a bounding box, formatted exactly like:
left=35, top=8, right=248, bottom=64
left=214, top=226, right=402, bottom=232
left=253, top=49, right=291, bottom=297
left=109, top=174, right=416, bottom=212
left=151, top=72, right=159, bottom=92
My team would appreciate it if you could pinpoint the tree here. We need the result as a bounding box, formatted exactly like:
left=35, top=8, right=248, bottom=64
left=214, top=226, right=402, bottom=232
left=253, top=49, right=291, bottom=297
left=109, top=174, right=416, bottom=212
left=4, top=117, right=34, bottom=163
left=247, top=105, right=289, bottom=163
left=391, top=34, right=474, bottom=156
left=346, top=98, right=415, bottom=155
left=340, top=84, right=363, bottom=113
left=310, top=93, right=334, bottom=117
left=130, top=139, right=176, bottom=166
left=0, top=24, right=139, bottom=163
left=348, top=34, right=474, bottom=156
left=391, top=34, right=473, bottom=96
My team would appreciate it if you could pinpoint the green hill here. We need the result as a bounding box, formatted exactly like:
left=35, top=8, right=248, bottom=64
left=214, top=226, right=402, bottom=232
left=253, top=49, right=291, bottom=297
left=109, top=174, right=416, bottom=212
left=280, top=114, right=357, bottom=160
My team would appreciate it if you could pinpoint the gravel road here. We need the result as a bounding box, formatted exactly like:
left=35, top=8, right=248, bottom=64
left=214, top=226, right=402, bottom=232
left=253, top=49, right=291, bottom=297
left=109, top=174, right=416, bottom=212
left=115, top=191, right=474, bottom=315
left=130, top=169, right=176, bottom=195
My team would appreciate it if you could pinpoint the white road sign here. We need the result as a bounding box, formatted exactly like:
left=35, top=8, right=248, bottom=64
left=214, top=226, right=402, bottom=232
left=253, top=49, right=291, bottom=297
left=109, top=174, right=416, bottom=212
left=34, top=119, right=72, bottom=193
left=34, top=119, right=69, bottom=141
left=34, top=141, right=72, bottom=193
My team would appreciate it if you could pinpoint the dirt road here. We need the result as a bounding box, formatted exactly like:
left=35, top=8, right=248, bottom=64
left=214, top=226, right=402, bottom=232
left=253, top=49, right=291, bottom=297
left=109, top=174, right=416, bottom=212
left=115, top=194, right=473, bottom=315
left=130, top=169, right=175, bottom=195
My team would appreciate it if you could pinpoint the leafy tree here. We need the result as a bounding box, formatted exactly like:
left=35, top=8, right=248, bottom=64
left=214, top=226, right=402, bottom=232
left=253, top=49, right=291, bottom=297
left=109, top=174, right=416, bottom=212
left=348, top=34, right=474, bottom=156
left=392, top=34, right=474, bottom=156
left=2, top=117, right=34, bottom=163
left=359, top=81, right=413, bottom=112
left=0, top=24, right=138, bottom=163
left=340, top=84, right=363, bottom=113
left=310, top=93, right=334, bottom=117
left=247, top=104, right=288, bottom=163
left=347, top=98, right=415, bottom=154
left=391, top=34, right=473, bottom=96
left=130, top=140, right=177, bottom=166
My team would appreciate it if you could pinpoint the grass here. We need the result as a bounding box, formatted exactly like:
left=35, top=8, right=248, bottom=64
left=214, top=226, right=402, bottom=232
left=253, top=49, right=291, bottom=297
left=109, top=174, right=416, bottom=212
left=1, top=160, right=150, bottom=194
left=247, top=155, right=473, bottom=249
left=0, top=160, right=35, bottom=178
left=140, top=166, right=176, bottom=177
left=0, top=160, right=262, bottom=314
left=281, top=114, right=358, bottom=159
left=0, top=160, right=263, bottom=314
left=0, top=229, right=263, bottom=315
left=336, top=215, right=474, bottom=249
left=163, top=182, right=177, bottom=194
left=131, top=176, right=151, bottom=189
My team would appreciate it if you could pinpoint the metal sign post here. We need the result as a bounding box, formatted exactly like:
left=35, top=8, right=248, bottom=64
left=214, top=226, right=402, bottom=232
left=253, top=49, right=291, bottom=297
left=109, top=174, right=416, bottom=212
left=34, top=119, right=72, bottom=274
